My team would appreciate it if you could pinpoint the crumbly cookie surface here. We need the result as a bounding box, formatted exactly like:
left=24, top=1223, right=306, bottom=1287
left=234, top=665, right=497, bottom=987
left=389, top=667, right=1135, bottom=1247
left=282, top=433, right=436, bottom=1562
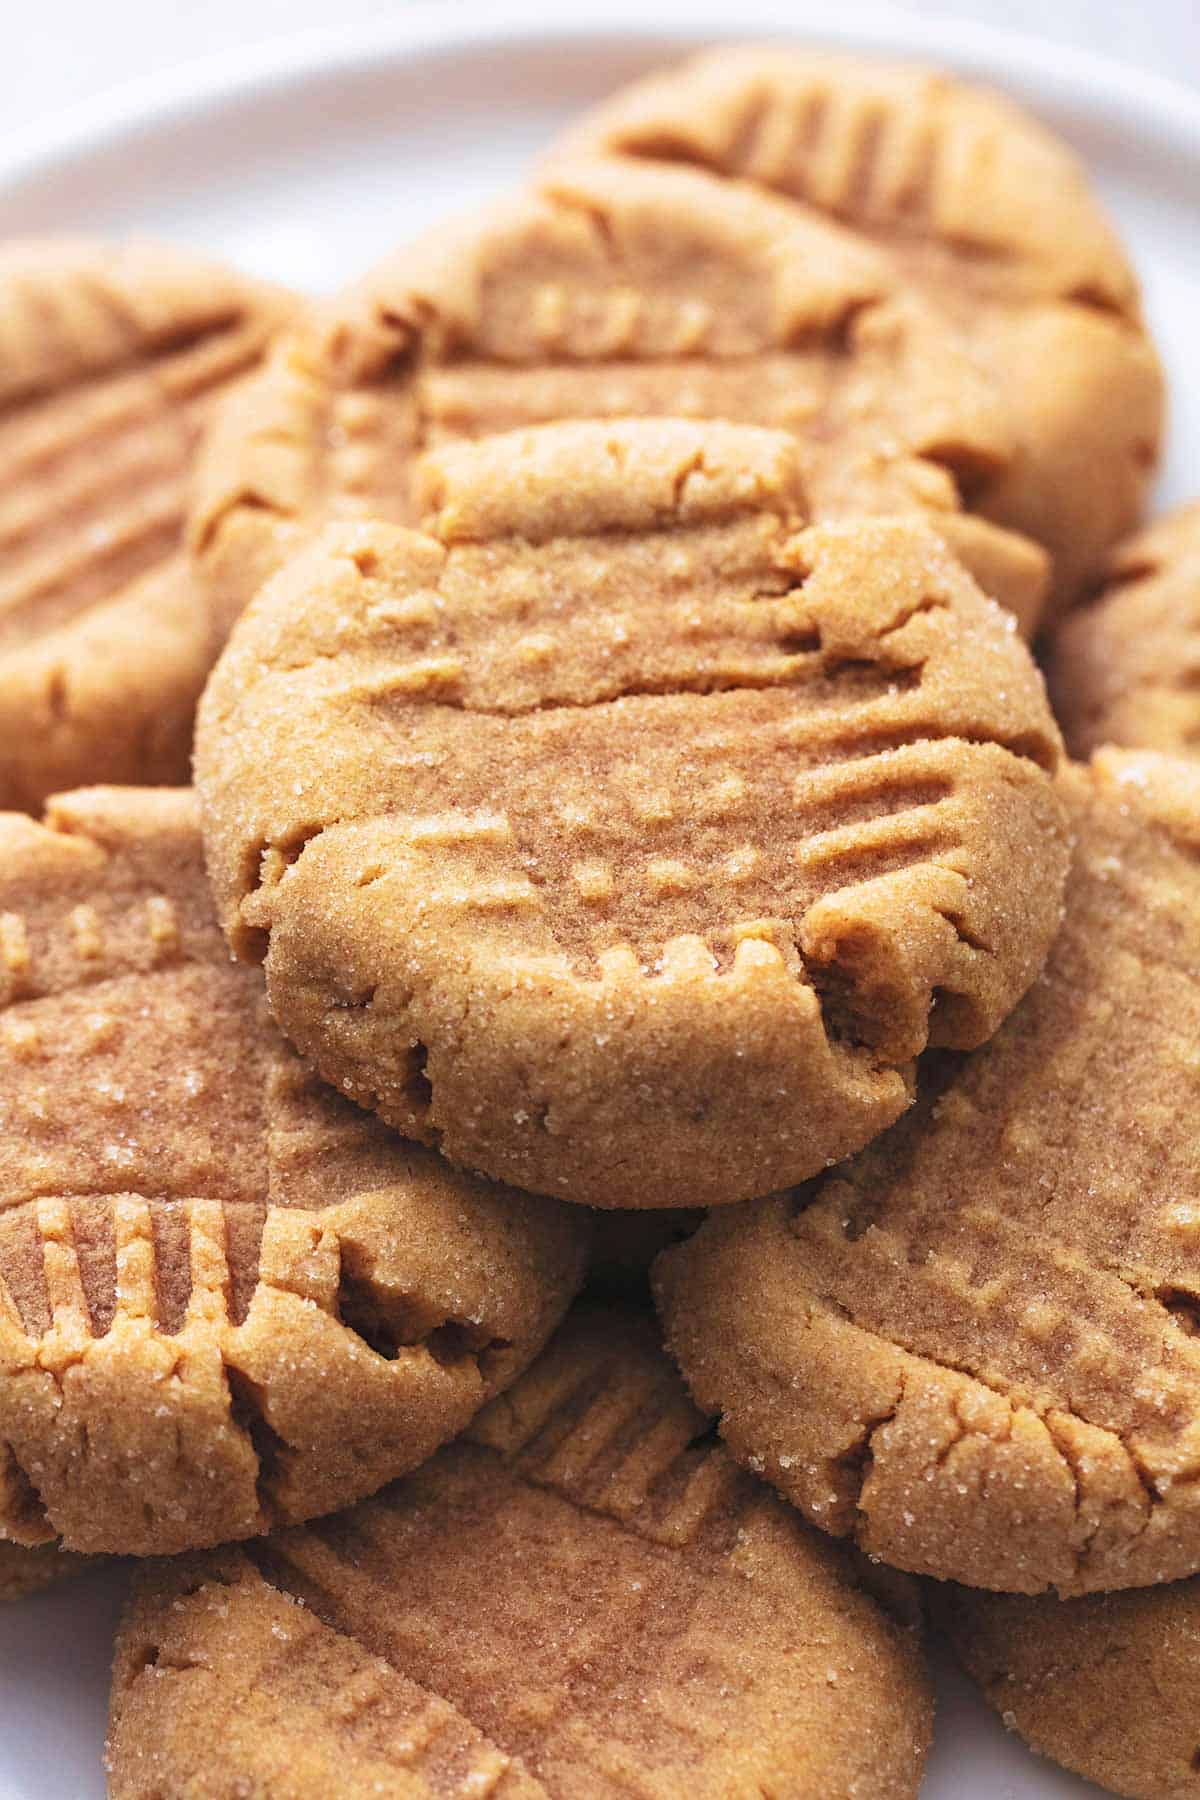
left=0, top=787, right=587, bottom=1555
left=657, top=751, right=1200, bottom=1594
left=107, top=1306, right=932, bottom=1800
left=560, top=45, right=1164, bottom=611
left=195, top=418, right=1068, bottom=1209
left=190, top=152, right=1051, bottom=635
left=1048, top=503, right=1200, bottom=759
left=0, top=239, right=294, bottom=811
left=939, top=1576, right=1200, bottom=1798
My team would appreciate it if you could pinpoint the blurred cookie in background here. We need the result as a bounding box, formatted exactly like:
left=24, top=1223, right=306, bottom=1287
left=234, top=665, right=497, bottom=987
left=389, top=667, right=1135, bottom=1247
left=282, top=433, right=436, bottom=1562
left=190, top=152, right=1052, bottom=638
left=0, top=239, right=296, bottom=810
left=561, top=44, right=1164, bottom=613
left=1048, top=503, right=1200, bottom=760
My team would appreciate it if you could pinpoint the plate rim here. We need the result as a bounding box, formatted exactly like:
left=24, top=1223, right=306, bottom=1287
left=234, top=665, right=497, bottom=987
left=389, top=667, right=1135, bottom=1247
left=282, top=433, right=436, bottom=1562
left=0, top=0, right=1197, bottom=201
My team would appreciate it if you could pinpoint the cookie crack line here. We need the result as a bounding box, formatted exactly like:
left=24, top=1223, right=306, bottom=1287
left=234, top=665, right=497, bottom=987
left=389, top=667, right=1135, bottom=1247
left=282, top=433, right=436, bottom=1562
left=805, top=1283, right=1175, bottom=1576
left=813, top=1276, right=1141, bottom=1461
left=0, top=1269, right=512, bottom=1550
left=360, top=660, right=903, bottom=716
left=345, top=655, right=1059, bottom=772
left=1039, top=1413, right=1156, bottom=1579
left=269, top=573, right=943, bottom=680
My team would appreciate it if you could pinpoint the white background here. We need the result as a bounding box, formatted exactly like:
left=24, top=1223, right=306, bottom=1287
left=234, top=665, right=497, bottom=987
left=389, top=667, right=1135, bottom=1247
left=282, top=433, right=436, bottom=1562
left=0, top=0, right=1196, bottom=131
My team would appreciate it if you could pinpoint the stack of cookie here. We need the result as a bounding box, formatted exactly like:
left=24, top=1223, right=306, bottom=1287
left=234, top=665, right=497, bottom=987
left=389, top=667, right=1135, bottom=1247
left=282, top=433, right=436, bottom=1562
left=1, top=47, right=1196, bottom=1800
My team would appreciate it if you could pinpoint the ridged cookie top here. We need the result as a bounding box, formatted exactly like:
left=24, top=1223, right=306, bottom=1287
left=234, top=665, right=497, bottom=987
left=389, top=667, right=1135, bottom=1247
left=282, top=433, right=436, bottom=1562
left=1048, top=502, right=1200, bottom=759
left=657, top=751, right=1200, bottom=1595
left=196, top=418, right=1067, bottom=1209
left=560, top=47, right=1137, bottom=309
left=559, top=46, right=1163, bottom=609
left=107, top=1307, right=932, bottom=1800
left=190, top=154, right=1050, bottom=636
left=0, top=238, right=296, bottom=810
left=0, top=787, right=587, bottom=1555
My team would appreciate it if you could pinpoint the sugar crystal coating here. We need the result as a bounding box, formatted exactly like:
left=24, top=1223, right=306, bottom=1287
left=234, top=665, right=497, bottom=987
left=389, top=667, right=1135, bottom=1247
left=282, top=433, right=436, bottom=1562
left=0, top=787, right=588, bottom=1555
left=107, top=1307, right=932, bottom=1799
left=657, top=752, right=1200, bottom=1594
left=196, top=417, right=1069, bottom=1209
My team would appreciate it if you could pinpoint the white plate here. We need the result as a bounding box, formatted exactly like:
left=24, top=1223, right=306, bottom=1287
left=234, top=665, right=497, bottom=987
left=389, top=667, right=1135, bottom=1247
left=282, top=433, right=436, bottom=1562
left=0, top=8, right=1196, bottom=1797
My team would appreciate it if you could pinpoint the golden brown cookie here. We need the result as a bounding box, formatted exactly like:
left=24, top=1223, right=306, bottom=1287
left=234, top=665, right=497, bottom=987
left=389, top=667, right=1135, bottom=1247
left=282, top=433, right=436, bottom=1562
left=1048, top=503, right=1200, bottom=759
left=0, top=1538, right=92, bottom=1601
left=938, top=1576, right=1200, bottom=1798
left=195, top=418, right=1068, bottom=1210
left=0, top=238, right=296, bottom=812
left=561, top=46, right=1164, bottom=613
left=0, top=787, right=588, bottom=1556
left=190, top=152, right=1052, bottom=637
left=657, top=750, right=1200, bottom=1594
left=107, top=1305, right=932, bottom=1800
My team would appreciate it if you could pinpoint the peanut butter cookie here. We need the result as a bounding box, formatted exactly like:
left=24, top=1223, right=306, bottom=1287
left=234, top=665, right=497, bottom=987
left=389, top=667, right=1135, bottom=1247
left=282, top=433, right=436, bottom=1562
left=561, top=46, right=1164, bottom=612
left=1048, top=503, right=1200, bottom=759
left=657, top=751, right=1200, bottom=1594
left=0, top=239, right=296, bottom=811
left=195, top=418, right=1068, bottom=1210
left=0, top=787, right=588, bottom=1556
left=939, top=1576, right=1200, bottom=1798
left=190, top=153, right=1051, bottom=637
left=107, top=1306, right=932, bottom=1800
